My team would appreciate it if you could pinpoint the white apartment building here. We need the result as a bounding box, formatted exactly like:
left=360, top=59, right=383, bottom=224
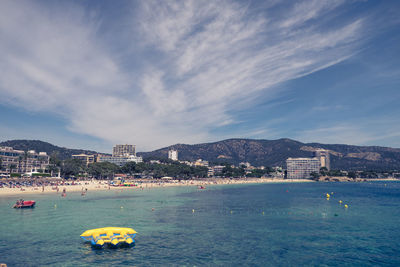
left=286, top=157, right=321, bottom=179
left=168, top=150, right=178, bottom=161
left=113, top=144, right=136, bottom=157
left=0, top=146, right=50, bottom=174
left=97, top=155, right=143, bottom=167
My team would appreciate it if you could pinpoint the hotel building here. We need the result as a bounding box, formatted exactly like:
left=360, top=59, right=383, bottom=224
left=113, top=145, right=136, bottom=157
left=0, top=146, right=50, bottom=174
left=97, top=144, right=142, bottom=167
left=286, top=157, right=321, bottom=179
left=97, top=155, right=143, bottom=167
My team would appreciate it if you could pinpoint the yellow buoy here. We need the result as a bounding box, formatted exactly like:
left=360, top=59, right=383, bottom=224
left=339, top=200, right=342, bottom=204
left=344, top=204, right=348, bottom=208
left=262, top=211, right=265, bottom=215
left=192, top=209, right=195, bottom=213
left=121, top=206, right=123, bottom=209
left=230, top=210, right=233, bottom=214
left=326, top=193, right=330, bottom=198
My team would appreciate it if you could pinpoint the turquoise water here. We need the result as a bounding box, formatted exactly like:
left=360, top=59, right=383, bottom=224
left=1, top=182, right=400, bottom=266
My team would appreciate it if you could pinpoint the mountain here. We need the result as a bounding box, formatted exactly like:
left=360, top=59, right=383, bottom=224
left=2, top=138, right=400, bottom=170
left=0, top=140, right=99, bottom=160
left=137, top=138, right=400, bottom=171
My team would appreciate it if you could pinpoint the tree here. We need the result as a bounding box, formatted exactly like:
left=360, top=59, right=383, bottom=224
left=310, top=172, right=320, bottom=181
left=62, top=159, right=86, bottom=177
left=120, top=162, right=137, bottom=174
left=0, top=158, right=3, bottom=170
left=50, top=152, right=62, bottom=167
left=222, top=164, right=245, bottom=178
left=348, top=171, right=357, bottom=179
left=320, top=167, right=328, bottom=176
left=48, top=164, right=59, bottom=177
left=87, top=162, right=120, bottom=179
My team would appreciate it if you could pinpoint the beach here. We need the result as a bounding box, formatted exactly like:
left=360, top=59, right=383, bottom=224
left=0, top=178, right=312, bottom=197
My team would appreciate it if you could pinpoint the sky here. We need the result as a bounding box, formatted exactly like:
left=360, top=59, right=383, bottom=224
left=0, top=0, right=400, bottom=153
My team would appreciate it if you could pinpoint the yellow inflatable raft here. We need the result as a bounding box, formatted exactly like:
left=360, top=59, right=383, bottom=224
left=80, top=227, right=137, bottom=247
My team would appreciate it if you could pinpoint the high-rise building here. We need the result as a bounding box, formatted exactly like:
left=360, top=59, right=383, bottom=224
left=286, top=157, right=321, bottom=179
left=168, top=150, right=178, bottom=161
left=113, top=144, right=136, bottom=157
left=314, top=149, right=330, bottom=170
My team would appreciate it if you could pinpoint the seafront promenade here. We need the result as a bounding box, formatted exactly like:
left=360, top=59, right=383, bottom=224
left=0, top=178, right=312, bottom=196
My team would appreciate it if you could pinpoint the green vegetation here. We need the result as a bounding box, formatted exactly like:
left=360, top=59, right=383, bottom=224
left=61, top=159, right=86, bottom=177
left=120, top=161, right=208, bottom=179
left=32, top=173, right=51, bottom=177
left=220, top=164, right=244, bottom=178
left=55, top=160, right=208, bottom=179
left=10, top=173, right=21, bottom=177
left=88, top=162, right=120, bottom=179
left=245, top=167, right=273, bottom=178
left=310, top=172, right=320, bottom=180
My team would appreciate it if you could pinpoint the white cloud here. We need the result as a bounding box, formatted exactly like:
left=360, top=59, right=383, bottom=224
left=0, top=0, right=368, bottom=150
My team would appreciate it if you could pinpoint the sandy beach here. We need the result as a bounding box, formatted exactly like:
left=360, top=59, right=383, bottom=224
left=0, top=178, right=312, bottom=197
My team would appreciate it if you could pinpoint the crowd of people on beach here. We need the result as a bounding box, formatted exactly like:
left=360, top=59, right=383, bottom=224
left=0, top=177, right=297, bottom=197
left=0, top=180, right=82, bottom=189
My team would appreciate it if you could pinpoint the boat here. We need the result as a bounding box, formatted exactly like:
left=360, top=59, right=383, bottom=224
left=80, top=227, right=137, bottom=248
left=13, top=199, right=36, bottom=208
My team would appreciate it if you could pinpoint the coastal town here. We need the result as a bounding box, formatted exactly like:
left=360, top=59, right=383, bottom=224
left=1, top=142, right=398, bottom=196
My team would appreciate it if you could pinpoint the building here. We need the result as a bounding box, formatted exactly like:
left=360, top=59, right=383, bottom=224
left=208, top=165, right=225, bottom=177
left=97, top=155, right=143, bottom=167
left=96, top=144, right=142, bottom=167
left=194, top=159, right=209, bottom=167
left=113, top=144, right=136, bottom=157
left=168, top=150, right=178, bottom=161
left=286, top=157, right=321, bottom=179
left=314, top=149, right=330, bottom=170
left=72, top=154, right=95, bottom=166
left=0, top=146, right=50, bottom=174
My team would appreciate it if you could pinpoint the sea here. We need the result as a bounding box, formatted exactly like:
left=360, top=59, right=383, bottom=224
left=1, top=181, right=400, bottom=266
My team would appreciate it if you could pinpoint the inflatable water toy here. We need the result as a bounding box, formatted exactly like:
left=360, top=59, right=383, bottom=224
left=13, top=199, right=35, bottom=208
left=80, top=227, right=137, bottom=248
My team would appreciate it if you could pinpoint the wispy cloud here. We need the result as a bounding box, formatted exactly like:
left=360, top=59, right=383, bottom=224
left=0, top=0, right=368, bottom=150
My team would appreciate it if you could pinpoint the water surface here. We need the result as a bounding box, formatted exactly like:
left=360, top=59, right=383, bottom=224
left=1, top=182, right=399, bottom=266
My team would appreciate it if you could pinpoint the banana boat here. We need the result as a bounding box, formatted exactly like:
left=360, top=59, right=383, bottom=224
left=80, top=227, right=137, bottom=248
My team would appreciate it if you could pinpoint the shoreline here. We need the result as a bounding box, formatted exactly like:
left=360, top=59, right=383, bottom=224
left=1, top=177, right=398, bottom=197
left=0, top=178, right=311, bottom=197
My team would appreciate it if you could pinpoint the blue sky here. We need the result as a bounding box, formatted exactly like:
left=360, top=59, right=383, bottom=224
left=0, top=0, right=399, bottom=152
